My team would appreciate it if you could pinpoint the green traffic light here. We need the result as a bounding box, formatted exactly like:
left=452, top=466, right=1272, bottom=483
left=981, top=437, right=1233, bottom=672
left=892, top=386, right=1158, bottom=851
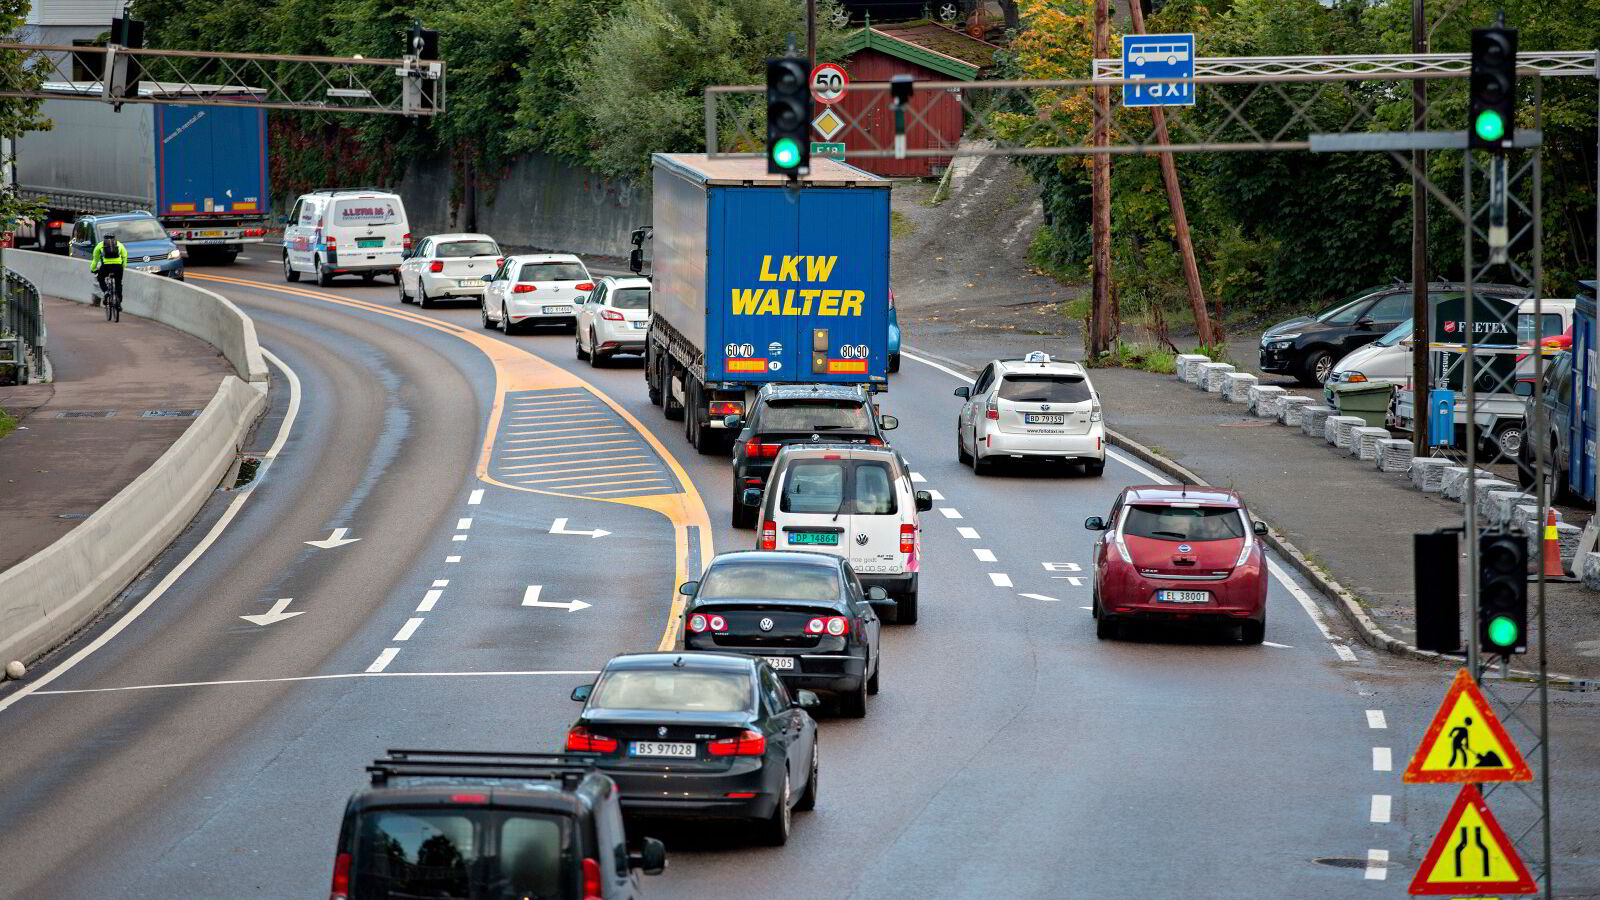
left=771, top=137, right=800, bottom=169
left=1486, top=614, right=1519, bottom=648
left=1474, top=109, right=1506, bottom=142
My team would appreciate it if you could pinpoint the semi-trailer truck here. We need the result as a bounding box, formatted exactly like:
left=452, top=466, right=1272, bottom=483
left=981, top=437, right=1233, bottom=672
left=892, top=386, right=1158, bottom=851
left=640, top=153, right=892, bottom=453
left=13, top=83, right=269, bottom=263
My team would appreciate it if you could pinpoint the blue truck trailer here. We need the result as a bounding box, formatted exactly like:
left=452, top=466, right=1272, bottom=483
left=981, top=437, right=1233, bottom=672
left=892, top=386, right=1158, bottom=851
left=13, top=83, right=269, bottom=263
left=642, top=153, right=892, bottom=452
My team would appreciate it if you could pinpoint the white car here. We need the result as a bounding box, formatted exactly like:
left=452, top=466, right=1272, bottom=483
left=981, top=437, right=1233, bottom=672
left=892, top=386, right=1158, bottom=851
left=747, top=443, right=932, bottom=623
left=282, top=189, right=410, bottom=286
left=398, top=233, right=502, bottom=308
left=954, top=351, right=1105, bottom=475
left=575, top=275, right=652, bottom=365
left=480, top=254, right=594, bottom=334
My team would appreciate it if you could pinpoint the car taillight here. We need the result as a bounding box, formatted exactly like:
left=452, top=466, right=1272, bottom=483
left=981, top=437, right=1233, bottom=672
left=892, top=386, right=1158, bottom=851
left=709, top=401, right=744, bottom=417
left=805, top=616, right=848, bottom=635
left=746, top=440, right=779, bottom=458
left=575, top=282, right=595, bottom=292
left=805, top=618, right=825, bottom=634
left=495, top=257, right=505, bottom=268
left=985, top=402, right=998, bottom=420
left=512, top=284, right=535, bottom=293
left=1090, top=402, right=1103, bottom=423
left=582, top=857, right=603, bottom=900
left=760, top=521, right=777, bottom=550
left=866, top=437, right=885, bottom=446
left=566, top=726, right=618, bottom=753
left=330, top=851, right=351, bottom=900
left=688, top=613, right=708, bottom=633
left=707, top=729, right=767, bottom=757
left=601, top=308, right=624, bottom=321
left=402, top=233, right=413, bottom=252
left=1112, top=531, right=1133, bottom=564
left=428, top=260, right=443, bottom=273
left=900, top=524, right=916, bottom=553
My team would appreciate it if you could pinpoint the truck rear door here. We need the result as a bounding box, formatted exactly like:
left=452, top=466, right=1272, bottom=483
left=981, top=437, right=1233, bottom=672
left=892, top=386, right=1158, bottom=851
left=155, top=104, right=267, bottom=225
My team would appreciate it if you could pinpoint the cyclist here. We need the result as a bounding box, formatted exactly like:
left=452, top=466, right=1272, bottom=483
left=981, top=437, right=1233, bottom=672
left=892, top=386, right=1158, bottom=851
left=90, top=233, right=127, bottom=311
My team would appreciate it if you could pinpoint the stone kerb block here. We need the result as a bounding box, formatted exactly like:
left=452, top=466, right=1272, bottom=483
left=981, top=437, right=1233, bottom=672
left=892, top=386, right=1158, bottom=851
left=1176, top=354, right=1210, bottom=383
left=1301, top=405, right=1334, bottom=437
left=1375, top=439, right=1413, bottom=473
left=1201, top=363, right=1236, bottom=393
left=1327, top=415, right=1364, bottom=448
left=1579, top=551, right=1600, bottom=591
left=1278, top=396, right=1313, bottom=426
left=1250, top=385, right=1288, bottom=418
left=1350, top=427, right=1389, bottom=460
left=1409, top=457, right=1452, bottom=491
left=1485, top=490, right=1535, bottom=528
left=1223, top=372, right=1259, bottom=403
left=1468, top=480, right=1515, bottom=516
left=1440, top=466, right=1495, bottom=501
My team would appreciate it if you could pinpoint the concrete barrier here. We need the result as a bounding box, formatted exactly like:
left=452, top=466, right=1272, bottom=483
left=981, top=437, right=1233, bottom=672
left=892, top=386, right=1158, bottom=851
left=0, top=376, right=265, bottom=666
left=0, top=249, right=267, bottom=383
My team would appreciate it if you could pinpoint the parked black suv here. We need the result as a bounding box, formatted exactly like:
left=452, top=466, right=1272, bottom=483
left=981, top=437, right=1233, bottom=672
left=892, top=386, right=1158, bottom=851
left=1259, top=282, right=1522, bottom=386
left=332, top=750, right=665, bottom=900
left=725, top=383, right=897, bottom=528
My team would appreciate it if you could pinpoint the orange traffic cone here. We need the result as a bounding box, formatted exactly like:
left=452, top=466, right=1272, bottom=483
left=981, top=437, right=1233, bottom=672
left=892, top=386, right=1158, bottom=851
left=1542, top=509, right=1566, bottom=578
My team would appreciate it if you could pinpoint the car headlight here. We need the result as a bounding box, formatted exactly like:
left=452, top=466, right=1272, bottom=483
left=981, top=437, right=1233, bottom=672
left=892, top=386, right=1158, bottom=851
left=167, top=249, right=183, bottom=260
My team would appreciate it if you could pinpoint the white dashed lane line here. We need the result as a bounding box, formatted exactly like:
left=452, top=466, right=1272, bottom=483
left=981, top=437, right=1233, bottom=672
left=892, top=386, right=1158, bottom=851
left=989, top=573, right=1013, bottom=588
left=469, top=489, right=484, bottom=505
left=366, top=648, right=400, bottom=673
left=1364, top=849, right=1389, bottom=881
left=927, top=489, right=945, bottom=501
left=452, top=534, right=468, bottom=542
left=394, top=618, right=424, bottom=642
left=1369, top=794, right=1392, bottom=824
left=939, top=508, right=963, bottom=520
left=1372, top=747, right=1392, bottom=772
left=446, top=555, right=461, bottom=563
left=910, top=471, right=927, bottom=483
left=417, top=590, right=443, bottom=612
left=432, top=579, right=449, bottom=588
left=974, top=549, right=997, bottom=562
left=1366, top=709, right=1387, bottom=729
left=456, top=517, right=473, bottom=530
left=956, top=527, right=980, bottom=539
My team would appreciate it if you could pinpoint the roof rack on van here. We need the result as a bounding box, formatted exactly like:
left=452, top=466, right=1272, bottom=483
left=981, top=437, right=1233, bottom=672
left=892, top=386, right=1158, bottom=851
left=307, top=187, right=388, bottom=195
left=368, top=749, right=602, bottom=790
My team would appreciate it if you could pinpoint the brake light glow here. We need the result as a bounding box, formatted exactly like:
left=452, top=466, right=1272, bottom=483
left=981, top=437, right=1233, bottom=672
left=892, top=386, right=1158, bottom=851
left=512, top=284, right=536, bottom=293
left=575, top=282, right=595, bottom=292
left=582, top=857, right=603, bottom=900
left=746, top=440, right=780, bottom=458
left=449, top=793, right=488, bottom=804
left=866, top=437, right=885, bottom=446
left=985, top=402, right=998, bottom=420
left=323, top=234, right=336, bottom=247
left=428, top=260, right=443, bottom=273
left=900, top=523, right=916, bottom=553
left=495, top=257, right=505, bottom=268
left=760, top=521, right=777, bottom=550
left=402, top=233, right=413, bottom=252
left=565, top=726, right=618, bottom=754
left=706, top=729, right=767, bottom=757
left=330, top=851, right=351, bottom=900
left=709, top=401, right=744, bottom=416
left=601, top=308, right=624, bottom=321
left=805, top=616, right=849, bottom=635
left=725, top=792, right=757, bottom=798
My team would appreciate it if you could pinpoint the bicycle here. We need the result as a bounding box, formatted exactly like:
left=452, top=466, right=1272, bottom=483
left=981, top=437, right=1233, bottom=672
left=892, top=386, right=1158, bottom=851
left=101, top=275, right=122, bottom=323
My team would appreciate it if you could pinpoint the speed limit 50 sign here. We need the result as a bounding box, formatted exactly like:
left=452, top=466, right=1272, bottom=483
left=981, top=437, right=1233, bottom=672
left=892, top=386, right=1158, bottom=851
left=810, top=63, right=848, bottom=105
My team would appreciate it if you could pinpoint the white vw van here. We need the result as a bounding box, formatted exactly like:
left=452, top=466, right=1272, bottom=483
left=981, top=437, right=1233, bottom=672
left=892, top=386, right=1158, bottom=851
left=283, top=189, right=411, bottom=287
left=748, top=444, right=932, bottom=624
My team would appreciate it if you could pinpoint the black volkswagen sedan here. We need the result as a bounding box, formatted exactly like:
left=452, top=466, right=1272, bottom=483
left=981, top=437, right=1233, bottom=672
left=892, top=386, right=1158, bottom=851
left=567, top=652, right=820, bottom=846
left=679, top=550, right=889, bottom=718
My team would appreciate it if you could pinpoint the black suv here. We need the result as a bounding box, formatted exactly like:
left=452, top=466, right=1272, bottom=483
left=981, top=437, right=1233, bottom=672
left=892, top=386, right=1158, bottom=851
left=331, top=751, right=665, bottom=900
left=726, top=383, right=897, bottom=528
left=1259, top=282, right=1521, bottom=386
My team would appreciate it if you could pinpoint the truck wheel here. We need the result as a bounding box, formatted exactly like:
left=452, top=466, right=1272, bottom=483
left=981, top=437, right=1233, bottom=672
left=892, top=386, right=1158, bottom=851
left=646, top=348, right=664, bottom=406
left=664, top=362, right=685, bottom=421
left=316, top=259, right=333, bottom=287
left=283, top=253, right=300, bottom=283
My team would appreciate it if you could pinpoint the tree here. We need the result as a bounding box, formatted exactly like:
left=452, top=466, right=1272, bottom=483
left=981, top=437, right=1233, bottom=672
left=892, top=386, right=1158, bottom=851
left=0, top=0, right=51, bottom=226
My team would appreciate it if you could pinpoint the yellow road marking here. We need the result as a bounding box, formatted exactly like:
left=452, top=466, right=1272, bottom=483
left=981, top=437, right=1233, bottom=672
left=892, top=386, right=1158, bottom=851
left=514, top=462, right=659, bottom=477
left=190, top=272, right=712, bottom=652
left=505, top=455, right=651, bottom=469
left=526, top=469, right=663, bottom=485
left=545, top=476, right=674, bottom=490
left=507, top=425, right=625, bottom=437
left=502, top=448, right=643, bottom=461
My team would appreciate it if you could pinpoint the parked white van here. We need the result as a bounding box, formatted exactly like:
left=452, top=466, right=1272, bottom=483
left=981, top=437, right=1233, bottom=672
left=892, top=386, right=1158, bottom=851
left=747, top=444, right=932, bottom=623
left=283, top=189, right=410, bottom=286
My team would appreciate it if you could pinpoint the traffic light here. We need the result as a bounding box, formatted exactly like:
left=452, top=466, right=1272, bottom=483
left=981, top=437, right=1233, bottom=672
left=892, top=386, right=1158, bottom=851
left=1414, top=531, right=1461, bottom=654
left=766, top=57, right=809, bottom=176
left=408, top=21, right=439, bottom=60
left=1468, top=24, right=1517, bottom=151
left=1478, top=530, right=1527, bottom=656
left=108, top=16, right=145, bottom=105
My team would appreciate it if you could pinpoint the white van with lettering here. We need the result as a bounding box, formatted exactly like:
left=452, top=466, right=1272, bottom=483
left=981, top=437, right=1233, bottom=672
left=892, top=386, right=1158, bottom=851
left=282, top=188, right=411, bottom=287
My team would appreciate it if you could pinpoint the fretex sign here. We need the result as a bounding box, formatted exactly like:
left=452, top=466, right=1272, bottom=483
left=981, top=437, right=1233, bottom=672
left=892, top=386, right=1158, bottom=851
left=731, top=255, right=866, bottom=318
left=1123, top=33, right=1196, bottom=107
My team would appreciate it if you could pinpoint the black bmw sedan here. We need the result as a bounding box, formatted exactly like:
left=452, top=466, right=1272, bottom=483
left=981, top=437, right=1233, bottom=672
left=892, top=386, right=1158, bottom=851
left=567, top=651, right=820, bottom=846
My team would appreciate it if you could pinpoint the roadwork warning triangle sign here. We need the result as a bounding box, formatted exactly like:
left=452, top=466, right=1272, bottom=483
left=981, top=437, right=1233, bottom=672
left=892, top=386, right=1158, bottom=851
left=1404, top=668, right=1532, bottom=783
left=1409, top=785, right=1537, bottom=894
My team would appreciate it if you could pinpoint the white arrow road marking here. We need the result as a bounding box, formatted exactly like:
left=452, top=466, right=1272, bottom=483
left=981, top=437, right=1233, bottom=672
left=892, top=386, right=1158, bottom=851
left=550, top=518, right=611, bottom=539
left=1051, top=575, right=1085, bottom=586
left=239, top=598, right=306, bottom=626
left=522, top=585, right=592, bottom=612
left=305, top=528, right=360, bottom=549
left=1018, top=593, right=1061, bottom=602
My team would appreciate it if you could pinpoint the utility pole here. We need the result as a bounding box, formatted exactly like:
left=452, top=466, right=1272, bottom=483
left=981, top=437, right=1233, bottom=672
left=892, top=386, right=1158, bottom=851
left=1128, top=0, right=1211, bottom=347
left=1410, top=0, right=1430, bottom=456
left=1090, top=0, right=1112, bottom=356
left=806, top=0, right=817, bottom=71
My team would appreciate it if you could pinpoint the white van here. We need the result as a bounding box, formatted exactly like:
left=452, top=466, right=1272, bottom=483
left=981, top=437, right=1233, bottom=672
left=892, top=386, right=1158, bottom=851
left=282, top=189, right=411, bottom=286
left=747, top=444, right=932, bottom=624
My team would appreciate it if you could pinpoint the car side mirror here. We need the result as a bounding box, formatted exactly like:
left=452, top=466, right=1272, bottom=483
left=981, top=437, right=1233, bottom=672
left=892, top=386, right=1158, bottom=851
left=1514, top=380, right=1534, bottom=397
left=879, top=414, right=898, bottom=430
left=629, top=248, right=644, bottom=274
left=953, top=386, right=970, bottom=399
left=795, top=690, right=821, bottom=709
left=1252, top=521, right=1268, bottom=536
left=867, top=585, right=892, bottom=603
left=1084, top=516, right=1106, bottom=531
left=570, top=684, right=593, bottom=702
left=677, top=580, right=699, bottom=596
left=723, top=414, right=743, bottom=429
left=914, top=490, right=932, bottom=512
left=629, top=837, right=667, bottom=875
left=1355, top=316, right=1375, bottom=330
left=741, top=488, right=763, bottom=508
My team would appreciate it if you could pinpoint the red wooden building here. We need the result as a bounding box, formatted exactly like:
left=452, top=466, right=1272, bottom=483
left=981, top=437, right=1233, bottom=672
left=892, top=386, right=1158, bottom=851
left=827, top=22, right=998, bottom=178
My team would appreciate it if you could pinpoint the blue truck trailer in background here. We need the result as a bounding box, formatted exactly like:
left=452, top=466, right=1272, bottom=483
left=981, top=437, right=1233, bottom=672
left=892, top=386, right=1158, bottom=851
left=14, top=84, right=269, bottom=263
left=642, top=153, right=892, bottom=452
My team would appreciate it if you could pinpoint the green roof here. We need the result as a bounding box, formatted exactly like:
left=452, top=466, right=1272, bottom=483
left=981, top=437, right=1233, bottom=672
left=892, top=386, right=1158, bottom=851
left=839, top=25, right=983, bottom=81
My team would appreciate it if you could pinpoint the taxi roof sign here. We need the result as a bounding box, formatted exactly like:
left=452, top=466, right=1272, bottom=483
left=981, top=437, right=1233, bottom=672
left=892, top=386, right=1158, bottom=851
left=1404, top=668, right=1532, bottom=784
left=1408, top=785, right=1537, bottom=895
left=1023, top=351, right=1051, bottom=363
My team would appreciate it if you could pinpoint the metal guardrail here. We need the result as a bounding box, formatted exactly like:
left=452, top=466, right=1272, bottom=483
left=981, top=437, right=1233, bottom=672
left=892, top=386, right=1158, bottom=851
left=1, top=267, right=45, bottom=383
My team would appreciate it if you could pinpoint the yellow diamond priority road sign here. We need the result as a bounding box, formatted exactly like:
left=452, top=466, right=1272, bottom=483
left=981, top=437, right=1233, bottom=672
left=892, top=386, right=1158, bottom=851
left=812, top=108, right=845, bottom=141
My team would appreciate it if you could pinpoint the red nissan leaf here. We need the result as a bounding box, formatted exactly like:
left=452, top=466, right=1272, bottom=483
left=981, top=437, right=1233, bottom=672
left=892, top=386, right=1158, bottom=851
left=1085, top=485, right=1269, bottom=643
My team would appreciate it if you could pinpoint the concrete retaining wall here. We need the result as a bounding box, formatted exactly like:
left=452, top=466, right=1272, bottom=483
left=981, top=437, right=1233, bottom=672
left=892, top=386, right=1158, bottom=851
left=1, top=249, right=268, bottom=383
left=0, top=375, right=265, bottom=666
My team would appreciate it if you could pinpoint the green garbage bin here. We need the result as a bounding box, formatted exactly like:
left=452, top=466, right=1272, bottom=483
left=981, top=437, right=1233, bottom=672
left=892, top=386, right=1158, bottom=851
left=1332, top=382, right=1394, bottom=427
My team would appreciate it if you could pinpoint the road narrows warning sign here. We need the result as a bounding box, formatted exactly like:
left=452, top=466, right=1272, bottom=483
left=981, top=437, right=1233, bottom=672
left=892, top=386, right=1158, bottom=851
left=1404, top=668, right=1532, bottom=784
left=1409, top=785, right=1537, bottom=894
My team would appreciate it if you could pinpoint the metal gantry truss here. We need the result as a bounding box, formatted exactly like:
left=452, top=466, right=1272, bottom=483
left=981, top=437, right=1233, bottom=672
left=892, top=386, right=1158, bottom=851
left=0, top=43, right=446, bottom=116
